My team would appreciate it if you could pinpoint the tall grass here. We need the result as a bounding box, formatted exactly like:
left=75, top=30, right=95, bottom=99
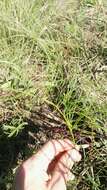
left=0, top=0, right=107, bottom=189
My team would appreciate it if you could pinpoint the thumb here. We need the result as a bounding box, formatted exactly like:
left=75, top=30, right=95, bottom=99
left=47, top=148, right=81, bottom=190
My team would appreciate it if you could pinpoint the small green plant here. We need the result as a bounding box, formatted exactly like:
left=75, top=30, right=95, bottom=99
left=2, top=120, right=27, bottom=138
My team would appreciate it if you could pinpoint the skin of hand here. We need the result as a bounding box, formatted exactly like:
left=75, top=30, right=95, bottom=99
left=13, top=139, right=81, bottom=190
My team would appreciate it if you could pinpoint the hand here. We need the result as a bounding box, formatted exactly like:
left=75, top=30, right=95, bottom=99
left=14, top=139, right=81, bottom=190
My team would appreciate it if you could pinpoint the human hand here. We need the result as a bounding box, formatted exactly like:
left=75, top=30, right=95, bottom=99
left=14, top=139, right=81, bottom=190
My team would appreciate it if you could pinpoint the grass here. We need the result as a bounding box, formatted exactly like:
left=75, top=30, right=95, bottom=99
left=0, top=0, right=107, bottom=189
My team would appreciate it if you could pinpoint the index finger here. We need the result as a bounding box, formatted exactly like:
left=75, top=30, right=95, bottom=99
left=33, top=139, right=75, bottom=171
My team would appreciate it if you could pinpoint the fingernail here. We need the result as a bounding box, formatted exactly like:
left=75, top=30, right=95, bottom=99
left=68, top=149, right=81, bottom=162
left=68, top=172, right=75, bottom=181
left=65, top=171, right=75, bottom=182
